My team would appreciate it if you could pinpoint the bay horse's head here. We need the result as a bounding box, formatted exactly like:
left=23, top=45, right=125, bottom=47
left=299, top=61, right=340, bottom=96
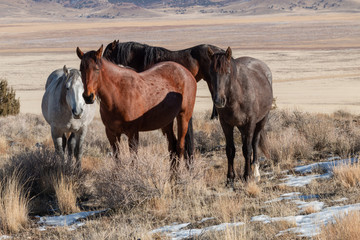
left=208, top=46, right=233, bottom=108
left=76, top=45, right=103, bottom=104
left=63, top=65, right=85, bottom=119
left=103, top=40, right=119, bottom=63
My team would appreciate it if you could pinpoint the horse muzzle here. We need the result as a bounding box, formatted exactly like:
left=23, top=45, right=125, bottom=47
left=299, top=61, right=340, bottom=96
left=83, top=92, right=95, bottom=104
left=72, top=108, right=83, bottom=119
left=214, top=95, right=226, bottom=108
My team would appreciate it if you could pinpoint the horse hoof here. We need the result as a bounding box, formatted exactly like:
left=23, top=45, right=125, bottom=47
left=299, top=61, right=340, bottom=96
left=226, top=178, right=235, bottom=190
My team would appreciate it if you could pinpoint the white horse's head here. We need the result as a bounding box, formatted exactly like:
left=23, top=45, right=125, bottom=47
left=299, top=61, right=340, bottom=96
left=63, top=65, right=86, bottom=119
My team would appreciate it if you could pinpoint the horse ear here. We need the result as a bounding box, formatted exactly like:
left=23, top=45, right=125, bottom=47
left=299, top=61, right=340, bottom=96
left=63, top=65, right=69, bottom=76
left=112, top=40, right=117, bottom=49
left=207, top=47, right=214, bottom=58
left=76, top=47, right=84, bottom=59
left=96, top=45, right=103, bottom=60
left=226, top=47, right=232, bottom=61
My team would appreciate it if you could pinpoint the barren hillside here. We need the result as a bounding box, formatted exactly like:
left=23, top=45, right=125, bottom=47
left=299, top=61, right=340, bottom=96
left=1, top=0, right=359, bottom=21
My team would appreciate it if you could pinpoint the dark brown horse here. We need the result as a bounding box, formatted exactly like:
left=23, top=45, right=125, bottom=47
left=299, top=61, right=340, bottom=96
left=76, top=45, right=197, bottom=172
left=103, top=41, right=224, bottom=119
left=208, top=47, right=273, bottom=185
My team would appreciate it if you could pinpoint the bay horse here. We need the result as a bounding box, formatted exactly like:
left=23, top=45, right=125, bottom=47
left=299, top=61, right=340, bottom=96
left=207, top=47, right=273, bottom=185
left=42, top=66, right=96, bottom=168
left=76, top=45, right=197, bottom=173
left=103, top=40, right=224, bottom=119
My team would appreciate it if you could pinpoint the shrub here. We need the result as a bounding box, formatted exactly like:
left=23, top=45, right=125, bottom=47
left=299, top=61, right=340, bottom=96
left=0, top=79, right=20, bottom=117
left=317, top=211, right=360, bottom=240
left=0, top=170, right=29, bottom=233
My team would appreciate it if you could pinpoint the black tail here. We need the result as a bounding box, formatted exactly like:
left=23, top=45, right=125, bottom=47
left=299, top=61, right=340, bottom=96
left=184, top=117, right=194, bottom=168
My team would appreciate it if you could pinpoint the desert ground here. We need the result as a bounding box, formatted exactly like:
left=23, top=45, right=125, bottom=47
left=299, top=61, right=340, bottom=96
left=1, top=9, right=360, bottom=239
left=0, top=12, right=359, bottom=115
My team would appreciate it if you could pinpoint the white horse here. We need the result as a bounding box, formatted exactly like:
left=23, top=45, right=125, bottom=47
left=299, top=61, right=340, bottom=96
left=42, top=65, right=96, bottom=168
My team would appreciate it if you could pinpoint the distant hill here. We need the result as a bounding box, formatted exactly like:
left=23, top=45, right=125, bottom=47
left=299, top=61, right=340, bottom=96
left=1, top=0, right=360, bottom=20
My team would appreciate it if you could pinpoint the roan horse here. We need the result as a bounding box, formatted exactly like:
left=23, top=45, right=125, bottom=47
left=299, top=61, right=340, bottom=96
left=42, top=66, right=96, bottom=168
left=76, top=45, right=197, bottom=173
left=103, top=40, right=224, bottom=119
left=208, top=47, right=273, bottom=185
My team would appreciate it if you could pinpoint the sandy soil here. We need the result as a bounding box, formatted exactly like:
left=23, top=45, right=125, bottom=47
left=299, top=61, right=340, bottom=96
left=0, top=13, right=359, bottom=115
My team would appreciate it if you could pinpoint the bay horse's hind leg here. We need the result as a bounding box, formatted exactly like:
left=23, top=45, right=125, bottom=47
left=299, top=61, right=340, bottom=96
left=176, top=113, right=190, bottom=163
left=184, top=117, right=194, bottom=170
left=251, top=115, right=269, bottom=182
left=220, top=119, right=235, bottom=187
left=161, top=121, right=177, bottom=170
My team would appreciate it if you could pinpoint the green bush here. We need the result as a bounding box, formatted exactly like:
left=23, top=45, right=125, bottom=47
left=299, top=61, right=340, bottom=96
left=0, top=79, right=20, bottom=117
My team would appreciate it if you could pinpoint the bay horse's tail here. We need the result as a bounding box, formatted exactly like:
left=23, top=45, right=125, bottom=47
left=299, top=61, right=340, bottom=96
left=259, top=130, right=270, bottom=160
left=184, top=117, right=194, bottom=168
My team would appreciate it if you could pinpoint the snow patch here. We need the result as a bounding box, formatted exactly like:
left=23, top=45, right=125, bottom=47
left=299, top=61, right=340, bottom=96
left=252, top=203, right=360, bottom=237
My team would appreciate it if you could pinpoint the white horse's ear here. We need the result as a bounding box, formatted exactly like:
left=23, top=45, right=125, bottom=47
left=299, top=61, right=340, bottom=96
left=63, top=65, right=69, bottom=76
left=226, top=47, right=232, bottom=61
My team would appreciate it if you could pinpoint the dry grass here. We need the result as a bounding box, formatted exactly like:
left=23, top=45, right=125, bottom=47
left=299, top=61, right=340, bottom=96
left=0, top=170, right=29, bottom=234
left=245, top=181, right=261, bottom=198
left=0, top=136, right=8, bottom=156
left=317, top=211, right=360, bottom=240
left=333, top=162, right=360, bottom=188
left=52, top=173, right=79, bottom=214
left=0, top=110, right=359, bottom=239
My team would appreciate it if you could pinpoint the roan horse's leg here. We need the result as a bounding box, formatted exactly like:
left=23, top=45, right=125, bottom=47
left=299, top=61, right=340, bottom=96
left=240, top=124, right=255, bottom=181
left=220, top=119, right=235, bottom=187
left=251, top=115, right=269, bottom=182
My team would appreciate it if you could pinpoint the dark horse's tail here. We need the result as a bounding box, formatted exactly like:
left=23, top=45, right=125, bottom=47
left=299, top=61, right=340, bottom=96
left=259, top=130, right=270, bottom=160
left=184, top=117, right=194, bottom=168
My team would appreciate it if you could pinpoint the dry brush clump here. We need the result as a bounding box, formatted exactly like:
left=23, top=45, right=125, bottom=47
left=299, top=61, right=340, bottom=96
left=266, top=109, right=360, bottom=169
left=0, top=113, right=50, bottom=158
left=333, top=161, right=360, bottom=188
left=2, top=148, right=83, bottom=215
left=317, top=211, right=360, bottom=240
left=0, top=170, right=29, bottom=234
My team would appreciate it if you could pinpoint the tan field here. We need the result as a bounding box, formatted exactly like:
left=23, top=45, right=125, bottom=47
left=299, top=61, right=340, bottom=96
left=0, top=12, right=359, bottom=115
left=1, top=9, right=360, bottom=239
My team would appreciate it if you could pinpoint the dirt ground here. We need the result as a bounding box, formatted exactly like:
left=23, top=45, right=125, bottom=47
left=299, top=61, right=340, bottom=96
left=0, top=13, right=359, bottom=115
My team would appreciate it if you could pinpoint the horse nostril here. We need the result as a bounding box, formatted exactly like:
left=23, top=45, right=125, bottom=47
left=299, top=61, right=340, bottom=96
left=83, top=93, right=94, bottom=104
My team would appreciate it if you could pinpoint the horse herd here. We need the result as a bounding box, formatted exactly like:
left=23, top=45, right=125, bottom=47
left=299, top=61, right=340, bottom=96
left=41, top=41, right=273, bottom=186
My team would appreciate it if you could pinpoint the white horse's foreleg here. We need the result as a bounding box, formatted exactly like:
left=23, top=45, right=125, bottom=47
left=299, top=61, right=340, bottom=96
left=74, top=127, right=87, bottom=169
left=51, top=127, right=65, bottom=158
left=67, top=132, right=76, bottom=160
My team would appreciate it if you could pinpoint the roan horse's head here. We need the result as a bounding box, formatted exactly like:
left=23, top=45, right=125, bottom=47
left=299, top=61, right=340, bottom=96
left=76, top=45, right=103, bottom=104
left=208, top=46, right=232, bottom=108
left=63, top=65, right=85, bottom=119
